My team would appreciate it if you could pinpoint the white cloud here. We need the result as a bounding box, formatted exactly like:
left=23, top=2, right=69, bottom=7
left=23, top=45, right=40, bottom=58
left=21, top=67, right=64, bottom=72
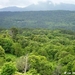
left=0, top=0, right=47, bottom=8
left=51, top=0, right=75, bottom=4
left=0, top=0, right=75, bottom=8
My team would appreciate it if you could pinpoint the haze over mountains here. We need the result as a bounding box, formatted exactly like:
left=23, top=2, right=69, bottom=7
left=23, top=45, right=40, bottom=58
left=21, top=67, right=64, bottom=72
left=0, top=1, right=75, bottom=11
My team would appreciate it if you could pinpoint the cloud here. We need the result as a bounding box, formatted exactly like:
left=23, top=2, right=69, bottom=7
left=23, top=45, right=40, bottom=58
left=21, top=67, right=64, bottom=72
left=51, top=0, right=75, bottom=4
left=0, top=0, right=47, bottom=8
left=0, top=0, right=75, bottom=8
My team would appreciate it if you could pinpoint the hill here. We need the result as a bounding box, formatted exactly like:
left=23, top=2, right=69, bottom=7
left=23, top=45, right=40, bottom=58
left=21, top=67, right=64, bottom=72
left=0, top=28, right=75, bottom=75
left=0, top=11, right=75, bottom=31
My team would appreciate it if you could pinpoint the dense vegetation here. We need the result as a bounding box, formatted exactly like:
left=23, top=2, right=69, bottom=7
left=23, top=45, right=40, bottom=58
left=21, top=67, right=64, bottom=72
left=0, top=28, right=75, bottom=75
left=0, top=11, right=75, bottom=31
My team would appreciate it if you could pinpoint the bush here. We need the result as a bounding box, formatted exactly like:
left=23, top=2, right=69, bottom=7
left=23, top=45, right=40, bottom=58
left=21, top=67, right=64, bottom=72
left=1, top=62, right=17, bottom=75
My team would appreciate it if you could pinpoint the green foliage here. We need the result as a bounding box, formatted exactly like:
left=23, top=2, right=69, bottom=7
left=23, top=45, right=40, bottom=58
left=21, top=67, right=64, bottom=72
left=18, top=38, right=29, bottom=48
left=9, top=27, right=18, bottom=41
left=6, top=57, right=12, bottom=62
left=11, top=43, right=23, bottom=56
left=1, top=11, right=75, bottom=31
left=0, top=57, right=5, bottom=67
left=67, top=62, right=73, bottom=72
left=47, top=49, right=58, bottom=60
left=59, top=54, right=75, bottom=66
left=0, top=46, right=5, bottom=58
left=72, top=60, right=75, bottom=71
left=26, top=69, right=40, bottom=75
left=55, top=51, right=69, bottom=60
left=0, top=28, right=75, bottom=75
left=5, top=54, right=17, bottom=62
left=0, top=38, right=13, bottom=53
left=0, top=46, right=5, bottom=66
left=24, top=41, right=40, bottom=54
left=29, top=54, right=53, bottom=75
left=1, top=62, right=17, bottom=75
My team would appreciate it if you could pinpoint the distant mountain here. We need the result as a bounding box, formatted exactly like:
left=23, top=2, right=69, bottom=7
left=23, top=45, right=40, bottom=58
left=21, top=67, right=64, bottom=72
left=0, top=6, right=24, bottom=11
left=0, top=1, right=75, bottom=11
left=0, top=11, right=75, bottom=31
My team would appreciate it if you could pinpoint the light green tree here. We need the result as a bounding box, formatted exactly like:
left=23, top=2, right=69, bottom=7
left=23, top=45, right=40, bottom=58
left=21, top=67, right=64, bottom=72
left=1, top=62, right=17, bottom=75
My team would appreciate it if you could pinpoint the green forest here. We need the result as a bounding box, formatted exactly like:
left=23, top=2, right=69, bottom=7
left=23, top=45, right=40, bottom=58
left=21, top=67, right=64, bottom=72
left=0, top=28, right=75, bottom=75
left=0, top=11, right=75, bottom=31
left=0, top=11, right=75, bottom=75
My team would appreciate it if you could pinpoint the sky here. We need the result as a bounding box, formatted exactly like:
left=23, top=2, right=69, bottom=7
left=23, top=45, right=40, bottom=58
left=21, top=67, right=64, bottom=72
left=0, top=0, right=75, bottom=8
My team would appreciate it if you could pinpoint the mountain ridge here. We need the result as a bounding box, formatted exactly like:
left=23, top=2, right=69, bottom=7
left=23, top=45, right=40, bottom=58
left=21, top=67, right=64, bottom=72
left=0, top=11, right=75, bottom=31
left=0, top=2, right=75, bottom=11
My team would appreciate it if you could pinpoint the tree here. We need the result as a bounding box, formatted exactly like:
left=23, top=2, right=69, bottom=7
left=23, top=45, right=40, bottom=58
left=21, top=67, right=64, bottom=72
left=59, top=54, right=75, bottom=66
left=67, top=62, right=73, bottom=74
left=11, top=43, right=23, bottom=56
left=0, top=38, right=13, bottom=53
left=1, top=62, right=16, bottom=75
left=9, top=27, right=18, bottom=41
left=16, top=55, right=29, bottom=73
left=66, top=60, right=75, bottom=74
left=55, top=51, right=69, bottom=61
left=47, top=49, right=58, bottom=60
left=29, top=54, right=53, bottom=75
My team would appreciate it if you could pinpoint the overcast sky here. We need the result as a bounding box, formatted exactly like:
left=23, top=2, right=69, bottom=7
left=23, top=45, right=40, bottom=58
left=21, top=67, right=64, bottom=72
left=0, top=0, right=75, bottom=8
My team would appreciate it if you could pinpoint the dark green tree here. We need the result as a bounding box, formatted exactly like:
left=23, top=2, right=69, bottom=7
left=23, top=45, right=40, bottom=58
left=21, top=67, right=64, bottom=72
left=0, top=38, right=13, bottom=53
left=9, top=27, right=18, bottom=41
left=11, top=43, right=23, bottom=56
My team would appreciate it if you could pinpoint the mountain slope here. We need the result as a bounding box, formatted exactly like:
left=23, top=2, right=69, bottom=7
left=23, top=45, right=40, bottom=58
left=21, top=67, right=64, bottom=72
left=0, top=11, right=75, bottom=31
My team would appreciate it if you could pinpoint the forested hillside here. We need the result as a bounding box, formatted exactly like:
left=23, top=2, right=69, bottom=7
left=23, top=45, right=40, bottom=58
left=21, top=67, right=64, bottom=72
left=0, top=28, right=75, bottom=75
left=0, top=11, right=75, bottom=75
left=0, top=11, right=75, bottom=31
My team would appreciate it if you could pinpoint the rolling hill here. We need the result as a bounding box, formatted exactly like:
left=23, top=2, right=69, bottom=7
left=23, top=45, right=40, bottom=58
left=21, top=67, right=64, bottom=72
left=0, top=11, right=75, bottom=31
